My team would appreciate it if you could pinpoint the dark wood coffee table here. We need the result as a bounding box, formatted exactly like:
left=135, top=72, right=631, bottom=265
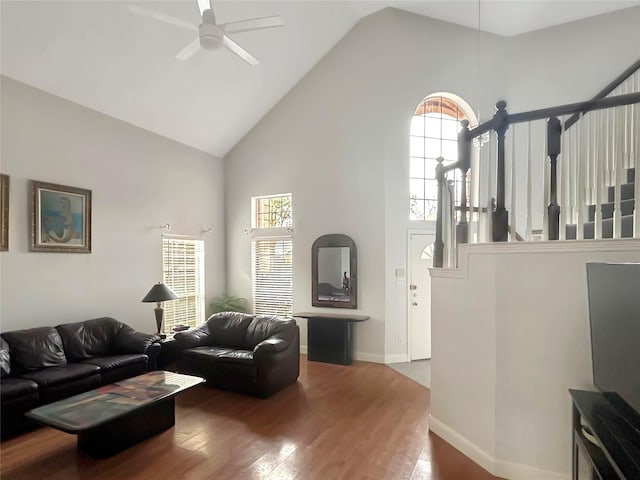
left=26, top=371, right=204, bottom=458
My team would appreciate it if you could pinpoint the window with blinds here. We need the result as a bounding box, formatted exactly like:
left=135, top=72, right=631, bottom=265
left=162, top=237, right=205, bottom=333
left=252, top=194, right=293, bottom=317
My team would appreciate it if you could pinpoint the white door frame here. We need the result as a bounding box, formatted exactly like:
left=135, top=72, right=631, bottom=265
left=406, top=226, right=436, bottom=360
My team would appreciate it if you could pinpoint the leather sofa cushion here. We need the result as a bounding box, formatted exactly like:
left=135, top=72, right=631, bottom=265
left=174, top=325, right=211, bottom=350
left=56, top=317, right=124, bottom=360
left=97, top=360, right=147, bottom=386
left=243, top=316, right=296, bottom=349
left=206, top=313, right=253, bottom=348
left=217, top=350, right=255, bottom=365
left=113, top=327, right=156, bottom=354
left=19, top=363, right=100, bottom=387
left=0, top=337, right=10, bottom=377
left=216, top=362, right=256, bottom=378
left=81, top=354, right=147, bottom=371
left=183, top=346, right=236, bottom=360
left=179, top=347, right=257, bottom=379
left=2, top=327, right=67, bottom=372
left=0, top=377, right=39, bottom=401
left=39, top=374, right=102, bottom=405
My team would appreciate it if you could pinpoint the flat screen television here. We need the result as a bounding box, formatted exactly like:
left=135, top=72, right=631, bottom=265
left=586, top=262, right=640, bottom=435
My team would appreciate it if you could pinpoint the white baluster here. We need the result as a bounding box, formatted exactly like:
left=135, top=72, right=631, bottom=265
left=560, top=118, right=568, bottom=240
left=526, top=121, right=533, bottom=241
left=510, top=126, right=517, bottom=241
left=577, top=113, right=585, bottom=240
left=595, top=110, right=604, bottom=240
left=614, top=106, right=624, bottom=239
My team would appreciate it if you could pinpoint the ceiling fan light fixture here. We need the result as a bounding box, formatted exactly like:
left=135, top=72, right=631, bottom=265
left=199, top=23, right=223, bottom=50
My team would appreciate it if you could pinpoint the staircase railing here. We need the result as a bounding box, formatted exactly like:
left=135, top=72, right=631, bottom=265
left=434, top=60, right=640, bottom=268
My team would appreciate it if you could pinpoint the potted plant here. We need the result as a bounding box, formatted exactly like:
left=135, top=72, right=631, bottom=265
left=209, top=293, right=248, bottom=314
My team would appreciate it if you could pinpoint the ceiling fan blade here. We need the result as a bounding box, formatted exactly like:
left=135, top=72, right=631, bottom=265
left=128, top=5, right=198, bottom=32
left=197, top=0, right=211, bottom=17
left=221, top=15, right=284, bottom=35
left=223, top=35, right=259, bottom=66
left=176, top=38, right=200, bottom=61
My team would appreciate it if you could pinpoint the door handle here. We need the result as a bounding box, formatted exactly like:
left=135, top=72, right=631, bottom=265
left=412, top=302, right=418, bottom=306
left=410, top=284, right=417, bottom=290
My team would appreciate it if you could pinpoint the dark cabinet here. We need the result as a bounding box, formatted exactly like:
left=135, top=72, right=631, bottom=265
left=570, top=389, right=640, bottom=480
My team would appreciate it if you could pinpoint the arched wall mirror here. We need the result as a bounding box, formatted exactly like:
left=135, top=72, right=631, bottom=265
left=312, top=234, right=357, bottom=309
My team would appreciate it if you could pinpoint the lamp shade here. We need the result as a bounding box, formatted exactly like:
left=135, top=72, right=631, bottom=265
left=141, top=283, right=178, bottom=303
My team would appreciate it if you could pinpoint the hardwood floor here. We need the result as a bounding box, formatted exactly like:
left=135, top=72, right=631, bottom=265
left=0, top=356, right=501, bottom=480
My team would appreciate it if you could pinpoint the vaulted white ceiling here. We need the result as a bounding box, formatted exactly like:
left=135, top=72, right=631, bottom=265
left=2, top=1, right=638, bottom=157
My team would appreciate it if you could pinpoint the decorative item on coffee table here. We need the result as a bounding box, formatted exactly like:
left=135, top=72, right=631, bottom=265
left=142, top=282, right=177, bottom=339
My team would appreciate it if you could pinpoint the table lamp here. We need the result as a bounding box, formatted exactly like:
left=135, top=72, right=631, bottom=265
left=142, top=282, right=177, bottom=338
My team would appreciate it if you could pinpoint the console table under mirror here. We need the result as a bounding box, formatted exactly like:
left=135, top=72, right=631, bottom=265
left=312, top=233, right=357, bottom=309
left=294, top=312, right=369, bottom=365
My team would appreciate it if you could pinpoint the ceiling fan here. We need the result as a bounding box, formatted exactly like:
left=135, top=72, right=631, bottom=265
left=128, top=0, right=284, bottom=65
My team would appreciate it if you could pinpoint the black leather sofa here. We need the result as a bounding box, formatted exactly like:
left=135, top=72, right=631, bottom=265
left=174, top=312, right=299, bottom=398
left=0, top=317, right=160, bottom=438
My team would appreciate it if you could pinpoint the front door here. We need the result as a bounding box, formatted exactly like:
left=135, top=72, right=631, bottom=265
left=409, top=233, right=434, bottom=360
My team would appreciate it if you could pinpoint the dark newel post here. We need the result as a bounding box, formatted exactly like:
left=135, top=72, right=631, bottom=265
left=456, top=120, right=471, bottom=244
left=492, top=100, right=509, bottom=242
left=434, top=157, right=445, bottom=268
left=547, top=117, right=561, bottom=240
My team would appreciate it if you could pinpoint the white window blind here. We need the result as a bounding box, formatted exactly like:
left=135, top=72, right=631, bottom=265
left=162, top=237, right=205, bottom=333
left=251, top=193, right=293, bottom=317
left=252, top=237, right=293, bottom=316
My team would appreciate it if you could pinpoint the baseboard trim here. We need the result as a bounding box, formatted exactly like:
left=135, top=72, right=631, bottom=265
left=299, top=346, right=384, bottom=364
left=354, top=352, right=385, bottom=363
left=493, top=460, right=568, bottom=480
left=385, top=354, right=409, bottom=364
left=429, top=416, right=568, bottom=480
left=428, top=416, right=496, bottom=475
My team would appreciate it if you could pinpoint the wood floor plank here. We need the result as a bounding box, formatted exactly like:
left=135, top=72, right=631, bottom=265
left=1, top=356, right=502, bottom=480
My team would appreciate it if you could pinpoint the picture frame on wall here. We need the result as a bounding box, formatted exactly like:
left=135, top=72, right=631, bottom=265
left=31, top=180, right=92, bottom=253
left=1, top=174, right=9, bottom=252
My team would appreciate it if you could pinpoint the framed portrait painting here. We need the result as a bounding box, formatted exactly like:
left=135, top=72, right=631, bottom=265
left=1, top=174, right=8, bottom=251
left=31, top=181, right=92, bottom=253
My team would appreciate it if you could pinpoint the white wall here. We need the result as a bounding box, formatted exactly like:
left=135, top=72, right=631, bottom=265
left=430, top=240, right=640, bottom=479
left=224, top=8, right=506, bottom=361
left=222, top=5, right=640, bottom=477
left=225, top=6, right=639, bottom=362
left=0, top=77, right=226, bottom=333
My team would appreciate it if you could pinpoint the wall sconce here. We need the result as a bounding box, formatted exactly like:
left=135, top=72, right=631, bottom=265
left=161, top=223, right=171, bottom=232
left=201, top=228, right=213, bottom=236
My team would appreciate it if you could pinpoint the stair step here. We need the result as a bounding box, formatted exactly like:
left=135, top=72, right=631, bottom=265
left=628, top=167, right=636, bottom=184
left=607, top=183, right=635, bottom=202
left=566, top=215, right=634, bottom=240
left=588, top=199, right=635, bottom=221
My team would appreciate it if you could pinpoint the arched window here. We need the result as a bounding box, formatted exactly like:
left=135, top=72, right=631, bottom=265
left=409, top=94, right=476, bottom=220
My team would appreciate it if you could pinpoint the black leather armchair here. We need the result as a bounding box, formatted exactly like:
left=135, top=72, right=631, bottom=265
left=174, top=312, right=299, bottom=398
left=1, top=317, right=159, bottom=438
